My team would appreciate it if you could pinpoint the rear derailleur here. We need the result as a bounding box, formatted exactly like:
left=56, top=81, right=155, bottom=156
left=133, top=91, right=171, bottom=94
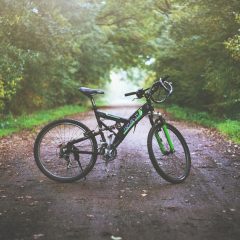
left=58, top=144, right=79, bottom=169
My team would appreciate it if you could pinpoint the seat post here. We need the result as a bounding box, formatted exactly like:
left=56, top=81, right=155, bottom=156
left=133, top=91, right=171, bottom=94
left=90, top=96, right=97, bottom=111
left=90, top=96, right=103, bottom=129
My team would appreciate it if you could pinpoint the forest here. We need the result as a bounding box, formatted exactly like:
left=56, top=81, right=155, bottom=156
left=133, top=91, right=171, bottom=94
left=0, top=0, right=239, bottom=118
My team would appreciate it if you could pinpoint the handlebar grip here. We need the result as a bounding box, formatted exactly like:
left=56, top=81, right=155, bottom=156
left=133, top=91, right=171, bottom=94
left=124, top=91, right=136, bottom=97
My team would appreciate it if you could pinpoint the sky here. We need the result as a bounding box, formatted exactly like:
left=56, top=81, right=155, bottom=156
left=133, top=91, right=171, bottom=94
left=103, top=70, right=140, bottom=105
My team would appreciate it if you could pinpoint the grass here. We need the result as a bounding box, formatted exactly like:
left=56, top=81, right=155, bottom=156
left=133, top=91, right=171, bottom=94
left=165, top=104, right=240, bottom=144
left=216, top=120, right=240, bottom=144
left=1, top=101, right=239, bottom=144
left=95, top=98, right=109, bottom=107
left=0, top=96, right=108, bottom=138
left=0, top=104, right=88, bottom=138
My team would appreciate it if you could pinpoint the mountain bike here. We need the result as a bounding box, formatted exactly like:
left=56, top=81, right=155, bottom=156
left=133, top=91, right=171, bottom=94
left=34, top=77, right=191, bottom=183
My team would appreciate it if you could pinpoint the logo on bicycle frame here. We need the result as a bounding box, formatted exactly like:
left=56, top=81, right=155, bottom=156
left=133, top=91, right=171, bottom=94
left=123, top=109, right=143, bottom=134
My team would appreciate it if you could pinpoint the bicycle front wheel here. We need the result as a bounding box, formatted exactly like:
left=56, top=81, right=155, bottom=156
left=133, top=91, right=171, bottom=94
left=34, top=119, right=98, bottom=183
left=147, top=123, right=191, bottom=183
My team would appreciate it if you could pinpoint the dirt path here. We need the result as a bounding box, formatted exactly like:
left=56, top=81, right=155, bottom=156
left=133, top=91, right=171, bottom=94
left=0, top=106, right=240, bottom=240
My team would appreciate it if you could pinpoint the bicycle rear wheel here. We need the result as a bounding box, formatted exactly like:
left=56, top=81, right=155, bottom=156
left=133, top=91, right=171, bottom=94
left=147, top=123, right=191, bottom=183
left=34, top=119, right=98, bottom=182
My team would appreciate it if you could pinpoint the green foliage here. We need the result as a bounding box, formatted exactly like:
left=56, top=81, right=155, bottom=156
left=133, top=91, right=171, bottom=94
left=166, top=104, right=240, bottom=144
left=0, top=0, right=114, bottom=114
left=0, top=104, right=87, bottom=137
left=96, top=0, right=165, bottom=67
left=167, top=105, right=217, bottom=127
left=217, top=120, right=240, bottom=144
left=0, top=0, right=239, bottom=121
left=147, top=0, right=240, bottom=117
left=0, top=44, right=25, bottom=111
left=225, top=14, right=240, bottom=61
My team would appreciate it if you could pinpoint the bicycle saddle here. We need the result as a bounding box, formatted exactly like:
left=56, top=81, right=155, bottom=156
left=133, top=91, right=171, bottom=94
left=79, top=87, right=104, bottom=96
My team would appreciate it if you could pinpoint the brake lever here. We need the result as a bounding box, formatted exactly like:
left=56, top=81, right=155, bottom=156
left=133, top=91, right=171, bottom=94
left=159, top=79, right=168, bottom=92
left=165, top=81, right=173, bottom=95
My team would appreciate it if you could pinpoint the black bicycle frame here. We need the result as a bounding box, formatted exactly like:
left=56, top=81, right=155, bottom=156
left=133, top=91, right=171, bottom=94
left=69, top=97, right=154, bottom=150
left=97, top=102, right=153, bottom=147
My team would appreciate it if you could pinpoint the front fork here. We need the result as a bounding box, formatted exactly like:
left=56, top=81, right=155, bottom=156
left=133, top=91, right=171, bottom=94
left=149, top=112, right=175, bottom=155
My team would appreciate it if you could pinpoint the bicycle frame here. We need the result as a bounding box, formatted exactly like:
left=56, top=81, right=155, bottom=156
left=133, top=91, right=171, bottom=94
left=69, top=98, right=153, bottom=150
left=34, top=79, right=191, bottom=183
left=99, top=102, right=154, bottom=147
left=69, top=96, right=174, bottom=155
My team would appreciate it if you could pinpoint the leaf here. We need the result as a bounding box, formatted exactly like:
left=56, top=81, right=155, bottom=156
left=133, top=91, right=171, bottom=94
left=33, top=234, right=44, bottom=239
left=111, top=236, right=122, bottom=240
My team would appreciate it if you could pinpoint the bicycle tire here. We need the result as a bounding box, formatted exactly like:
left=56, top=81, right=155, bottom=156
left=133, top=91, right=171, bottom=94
left=147, top=123, right=191, bottom=183
left=34, top=119, right=98, bottom=183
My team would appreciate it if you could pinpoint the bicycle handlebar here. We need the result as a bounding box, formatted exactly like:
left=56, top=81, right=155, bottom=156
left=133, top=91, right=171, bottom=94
left=124, top=91, right=137, bottom=97
left=124, top=76, right=173, bottom=103
left=149, top=76, right=173, bottom=103
left=159, top=78, right=173, bottom=95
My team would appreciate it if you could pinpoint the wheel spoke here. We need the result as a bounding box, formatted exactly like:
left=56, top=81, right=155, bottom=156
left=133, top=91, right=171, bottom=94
left=34, top=120, right=97, bottom=182
left=148, top=123, right=191, bottom=183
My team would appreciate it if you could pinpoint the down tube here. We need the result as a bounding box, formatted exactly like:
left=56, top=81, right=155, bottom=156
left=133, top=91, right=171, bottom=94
left=113, top=103, right=152, bottom=147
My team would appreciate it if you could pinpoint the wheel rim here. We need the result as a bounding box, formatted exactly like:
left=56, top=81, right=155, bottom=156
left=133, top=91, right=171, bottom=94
left=37, top=122, right=95, bottom=180
left=152, top=126, right=189, bottom=180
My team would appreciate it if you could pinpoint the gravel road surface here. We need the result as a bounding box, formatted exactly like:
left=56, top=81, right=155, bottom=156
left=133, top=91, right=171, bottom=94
left=0, top=106, right=239, bottom=240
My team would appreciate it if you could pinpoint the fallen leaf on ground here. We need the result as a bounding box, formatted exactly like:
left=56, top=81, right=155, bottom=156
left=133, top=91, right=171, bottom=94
left=33, top=233, right=44, bottom=239
left=111, top=235, right=122, bottom=240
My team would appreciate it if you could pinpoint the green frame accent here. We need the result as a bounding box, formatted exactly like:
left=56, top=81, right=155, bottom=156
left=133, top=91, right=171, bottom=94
left=162, top=124, right=175, bottom=152
left=123, top=109, right=143, bottom=134
left=154, top=132, right=167, bottom=154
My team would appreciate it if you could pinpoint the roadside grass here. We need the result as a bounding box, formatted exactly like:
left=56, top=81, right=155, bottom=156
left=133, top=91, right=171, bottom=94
left=1, top=101, right=239, bottom=144
left=0, top=105, right=88, bottom=138
left=216, top=120, right=240, bottom=144
left=0, top=96, right=108, bottom=138
left=166, top=105, right=240, bottom=144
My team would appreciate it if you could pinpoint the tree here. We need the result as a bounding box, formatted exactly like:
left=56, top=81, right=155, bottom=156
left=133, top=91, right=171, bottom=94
left=0, top=0, right=239, bottom=118
left=149, top=0, right=240, bottom=117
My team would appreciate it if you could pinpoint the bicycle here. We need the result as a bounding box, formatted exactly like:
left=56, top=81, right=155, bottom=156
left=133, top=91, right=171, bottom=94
left=34, top=76, right=191, bottom=183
